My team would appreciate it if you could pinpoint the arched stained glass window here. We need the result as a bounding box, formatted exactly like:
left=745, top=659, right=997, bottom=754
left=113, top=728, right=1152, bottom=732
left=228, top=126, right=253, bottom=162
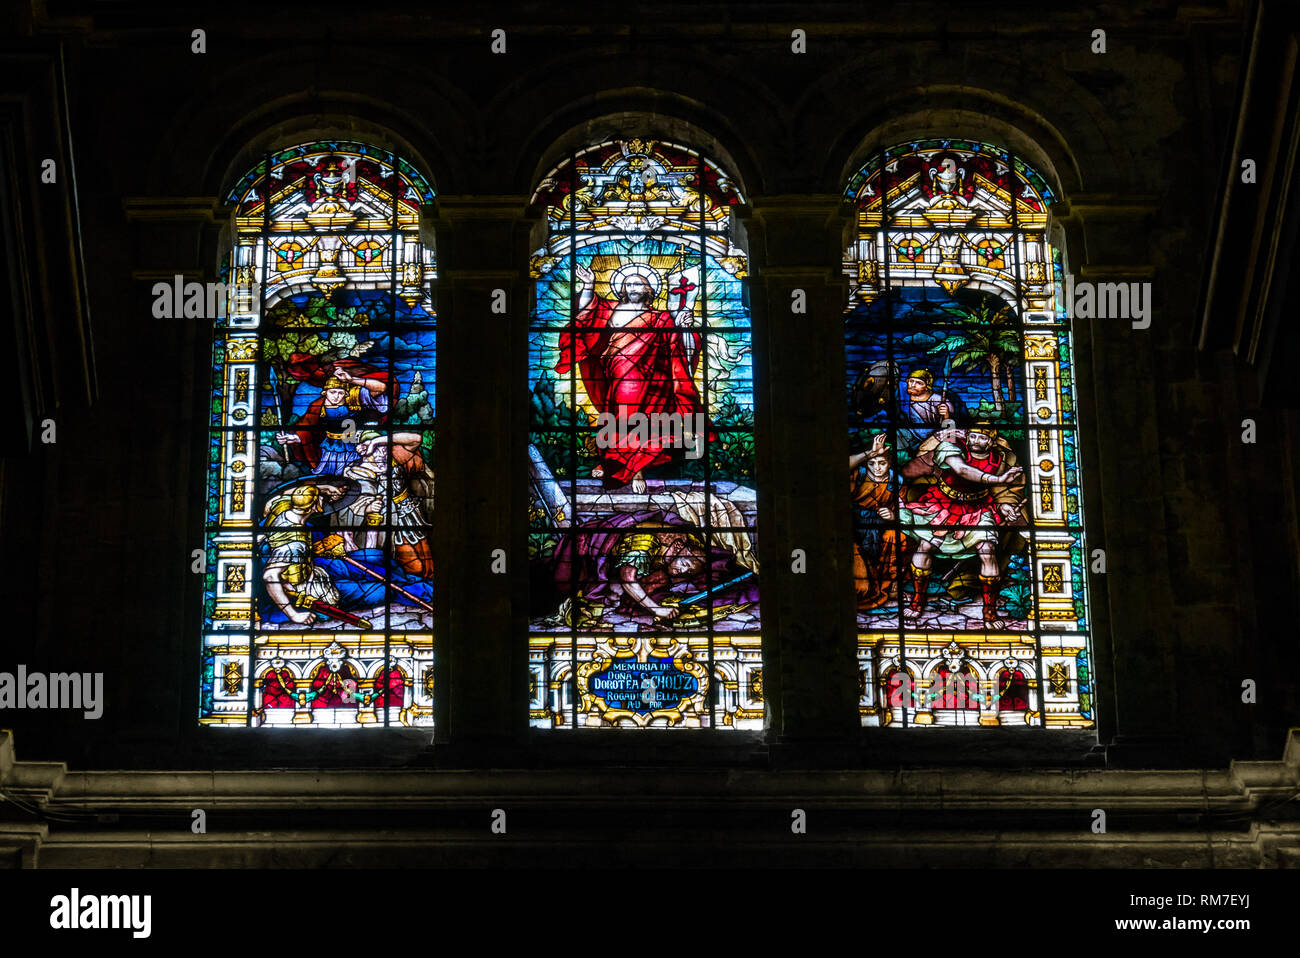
left=199, top=140, right=437, bottom=729
left=526, top=138, right=761, bottom=729
left=844, top=139, right=1094, bottom=729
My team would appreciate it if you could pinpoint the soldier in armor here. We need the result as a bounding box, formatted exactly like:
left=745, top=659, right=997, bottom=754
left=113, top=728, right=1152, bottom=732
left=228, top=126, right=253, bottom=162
left=898, top=422, right=1024, bottom=623
left=897, top=367, right=967, bottom=459
left=545, top=510, right=759, bottom=626
left=343, top=432, right=434, bottom=579
left=275, top=367, right=388, bottom=475
left=261, top=484, right=344, bottom=628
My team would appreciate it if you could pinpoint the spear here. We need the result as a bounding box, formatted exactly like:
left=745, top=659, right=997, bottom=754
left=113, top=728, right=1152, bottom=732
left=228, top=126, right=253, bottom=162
left=940, top=348, right=954, bottom=422
left=331, top=552, right=435, bottom=613
left=266, top=364, right=290, bottom=459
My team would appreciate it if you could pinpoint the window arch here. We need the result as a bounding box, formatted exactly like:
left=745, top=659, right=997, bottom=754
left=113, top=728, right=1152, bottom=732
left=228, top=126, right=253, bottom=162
left=199, top=140, right=437, bottom=729
left=844, top=138, right=1094, bottom=729
left=526, top=137, right=761, bottom=729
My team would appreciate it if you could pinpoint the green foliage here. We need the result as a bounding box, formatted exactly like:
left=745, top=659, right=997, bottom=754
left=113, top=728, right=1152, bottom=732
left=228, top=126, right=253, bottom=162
left=930, top=301, right=1021, bottom=380
left=530, top=433, right=571, bottom=480
left=530, top=374, right=575, bottom=429
left=529, top=533, right=559, bottom=560
left=975, top=399, right=1024, bottom=422
left=394, top=384, right=434, bottom=425
left=270, top=330, right=358, bottom=364
left=680, top=431, right=755, bottom=484
left=710, top=397, right=754, bottom=429
left=998, top=554, right=1033, bottom=617
left=267, top=297, right=370, bottom=328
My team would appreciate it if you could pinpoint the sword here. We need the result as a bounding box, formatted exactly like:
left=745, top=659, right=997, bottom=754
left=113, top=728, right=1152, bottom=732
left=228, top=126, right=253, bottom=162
left=287, top=589, right=373, bottom=628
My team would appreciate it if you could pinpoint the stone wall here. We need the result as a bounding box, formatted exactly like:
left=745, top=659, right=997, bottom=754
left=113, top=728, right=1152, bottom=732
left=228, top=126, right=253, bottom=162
left=1, top=2, right=1293, bottom=777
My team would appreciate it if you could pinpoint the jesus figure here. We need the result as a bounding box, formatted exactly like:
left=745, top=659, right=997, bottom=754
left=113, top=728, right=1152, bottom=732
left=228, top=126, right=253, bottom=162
left=556, top=261, right=709, bottom=494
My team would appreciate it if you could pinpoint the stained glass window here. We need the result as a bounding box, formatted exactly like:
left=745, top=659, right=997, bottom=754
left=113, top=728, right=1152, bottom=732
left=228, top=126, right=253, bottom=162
left=527, top=138, right=761, bottom=729
left=844, top=139, right=1094, bottom=729
left=200, top=141, right=437, bottom=728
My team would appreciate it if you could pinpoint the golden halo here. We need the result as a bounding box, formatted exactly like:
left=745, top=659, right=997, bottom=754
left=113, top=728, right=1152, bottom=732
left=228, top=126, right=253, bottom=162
left=608, top=263, right=662, bottom=301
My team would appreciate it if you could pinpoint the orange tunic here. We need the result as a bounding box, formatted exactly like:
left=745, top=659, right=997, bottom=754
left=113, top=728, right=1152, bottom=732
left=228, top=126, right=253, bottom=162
left=852, top=471, right=900, bottom=611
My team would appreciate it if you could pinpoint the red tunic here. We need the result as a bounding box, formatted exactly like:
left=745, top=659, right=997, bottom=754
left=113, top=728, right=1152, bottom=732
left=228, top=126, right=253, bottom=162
left=905, top=439, right=1006, bottom=526
left=556, top=295, right=710, bottom=484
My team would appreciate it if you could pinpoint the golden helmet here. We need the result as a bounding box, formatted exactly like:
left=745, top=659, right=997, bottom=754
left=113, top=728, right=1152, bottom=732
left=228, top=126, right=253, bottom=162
left=290, top=486, right=322, bottom=510
left=323, top=376, right=345, bottom=390
left=906, top=369, right=934, bottom=387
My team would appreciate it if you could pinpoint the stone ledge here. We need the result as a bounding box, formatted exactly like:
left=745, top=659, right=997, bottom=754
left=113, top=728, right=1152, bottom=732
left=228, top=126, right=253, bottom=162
left=2, top=730, right=1298, bottom=867
left=3, top=730, right=1296, bottom=810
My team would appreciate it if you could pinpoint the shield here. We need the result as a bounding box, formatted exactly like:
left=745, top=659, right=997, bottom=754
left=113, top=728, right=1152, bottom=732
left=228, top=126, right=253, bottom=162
left=852, top=359, right=899, bottom=419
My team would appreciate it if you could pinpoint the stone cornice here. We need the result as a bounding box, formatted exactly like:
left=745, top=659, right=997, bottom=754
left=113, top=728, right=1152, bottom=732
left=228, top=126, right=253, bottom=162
left=3, top=731, right=1298, bottom=866
left=122, top=197, right=227, bottom=223
left=4, top=730, right=1297, bottom=812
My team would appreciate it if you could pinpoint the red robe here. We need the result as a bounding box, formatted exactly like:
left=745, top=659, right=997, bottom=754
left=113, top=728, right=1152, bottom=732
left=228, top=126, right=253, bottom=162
left=309, top=664, right=360, bottom=709
left=934, top=665, right=980, bottom=709
left=371, top=667, right=406, bottom=708
left=288, top=395, right=348, bottom=471
left=998, top=669, right=1030, bottom=711
left=556, top=295, right=710, bottom=485
left=261, top=667, right=297, bottom=709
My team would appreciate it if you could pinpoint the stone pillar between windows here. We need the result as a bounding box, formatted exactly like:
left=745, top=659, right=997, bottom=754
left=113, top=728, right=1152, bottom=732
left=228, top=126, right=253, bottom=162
left=429, top=196, right=538, bottom=757
left=742, top=195, right=861, bottom=758
left=124, top=197, right=228, bottom=749
left=1058, top=196, right=1186, bottom=765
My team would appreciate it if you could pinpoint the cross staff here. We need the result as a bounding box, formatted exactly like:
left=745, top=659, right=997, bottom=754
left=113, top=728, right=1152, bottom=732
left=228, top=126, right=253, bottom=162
left=669, top=273, right=699, bottom=365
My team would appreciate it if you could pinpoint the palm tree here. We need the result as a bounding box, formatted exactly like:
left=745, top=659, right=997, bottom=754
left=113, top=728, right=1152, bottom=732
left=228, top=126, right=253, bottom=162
left=928, top=300, right=1020, bottom=416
